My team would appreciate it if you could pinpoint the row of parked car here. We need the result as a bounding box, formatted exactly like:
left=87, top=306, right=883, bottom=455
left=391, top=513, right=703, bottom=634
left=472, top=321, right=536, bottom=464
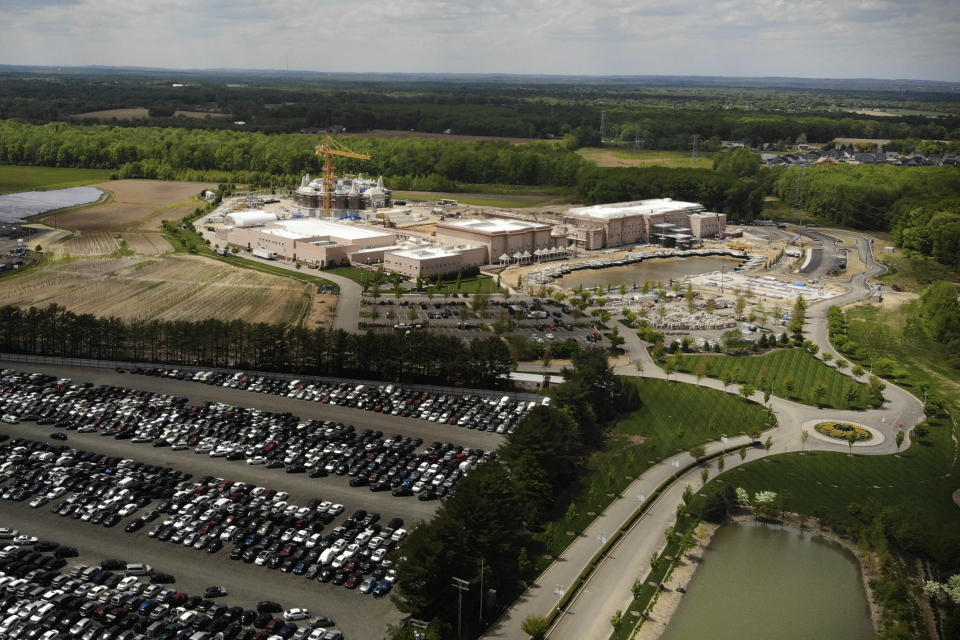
left=1, top=436, right=404, bottom=601
left=128, top=474, right=405, bottom=596
left=128, top=368, right=537, bottom=434
left=0, top=369, right=489, bottom=502
left=1, top=437, right=188, bottom=526
left=0, top=534, right=344, bottom=640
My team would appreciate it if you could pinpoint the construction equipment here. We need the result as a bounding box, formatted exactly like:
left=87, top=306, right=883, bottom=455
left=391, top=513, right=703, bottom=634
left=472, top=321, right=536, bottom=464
left=314, top=135, right=371, bottom=218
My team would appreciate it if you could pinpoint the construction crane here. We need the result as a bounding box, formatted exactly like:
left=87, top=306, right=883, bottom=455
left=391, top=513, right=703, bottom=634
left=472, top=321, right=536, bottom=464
left=314, top=135, right=371, bottom=218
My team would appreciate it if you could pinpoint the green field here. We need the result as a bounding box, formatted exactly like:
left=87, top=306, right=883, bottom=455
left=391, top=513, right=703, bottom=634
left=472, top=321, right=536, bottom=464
left=672, top=349, right=871, bottom=409
left=0, top=165, right=114, bottom=194
left=731, top=411, right=959, bottom=556
left=577, top=147, right=715, bottom=169
left=535, top=378, right=770, bottom=561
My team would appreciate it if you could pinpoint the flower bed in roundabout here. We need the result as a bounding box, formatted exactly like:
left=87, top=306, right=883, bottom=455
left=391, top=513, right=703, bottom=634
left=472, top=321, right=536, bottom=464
left=815, top=421, right=873, bottom=442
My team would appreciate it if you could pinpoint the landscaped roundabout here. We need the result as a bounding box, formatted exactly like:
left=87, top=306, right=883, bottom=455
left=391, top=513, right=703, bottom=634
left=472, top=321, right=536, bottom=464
left=814, top=421, right=873, bottom=442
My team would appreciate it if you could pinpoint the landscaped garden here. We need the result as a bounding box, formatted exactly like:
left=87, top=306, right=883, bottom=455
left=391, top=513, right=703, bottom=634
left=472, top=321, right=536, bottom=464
left=670, top=348, right=872, bottom=409
left=814, top=421, right=872, bottom=441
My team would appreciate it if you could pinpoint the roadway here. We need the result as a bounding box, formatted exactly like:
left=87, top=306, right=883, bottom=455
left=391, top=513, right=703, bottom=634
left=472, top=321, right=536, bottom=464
left=484, top=227, right=926, bottom=640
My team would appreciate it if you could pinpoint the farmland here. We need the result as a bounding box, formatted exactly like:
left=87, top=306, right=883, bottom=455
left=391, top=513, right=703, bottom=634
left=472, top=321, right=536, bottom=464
left=671, top=349, right=872, bottom=409
left=51, top=231, right=173, bottom=257
left=71, top=107, right=228, bottom=120
left=577, top=147, right=715, bottom=169
left=0, top=165, right=114, bottom=195
left=47, top=179, right=213, bottom=231
left=0, top=254, right=333, bottom=326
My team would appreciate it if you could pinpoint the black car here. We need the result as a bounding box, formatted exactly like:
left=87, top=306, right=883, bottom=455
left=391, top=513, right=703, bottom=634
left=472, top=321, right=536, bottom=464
left=49, top=432, right=68, bottom=441
left=256, top=601, right=282, bottom=614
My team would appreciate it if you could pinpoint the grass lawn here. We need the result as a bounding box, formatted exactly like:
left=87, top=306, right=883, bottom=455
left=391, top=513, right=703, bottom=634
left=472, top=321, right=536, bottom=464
left=876, top=252, right=960, bottom=292
left=534, top=378, right=771, bottom=563
left=323, top=266, right=370, bottom=285
left=672, top=349, right=871, bottom=409
left=731, top=411, right=959, bottom=554
left=0, top=166, right=114, bottom=194
left=844, top=301, right=960, bottom=413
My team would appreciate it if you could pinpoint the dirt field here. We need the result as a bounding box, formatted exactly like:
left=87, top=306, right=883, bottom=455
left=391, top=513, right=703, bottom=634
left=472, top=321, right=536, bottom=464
left=346, top=130, right=553, bottom=145
left=50, top=231, right=173, bottom=257
left=51, top=180, right=214, bottom=231
left=577, top=147, right=714, bottom=169
left=71, top=108, right=227, bottom=120
left=833, top=137, right=892, bottom=146
left=0, top=254, right=333, bottom=327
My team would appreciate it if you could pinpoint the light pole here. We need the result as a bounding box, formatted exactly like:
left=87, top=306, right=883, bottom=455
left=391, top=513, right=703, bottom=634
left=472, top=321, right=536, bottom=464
left=451, top=577, right=469, bottom=640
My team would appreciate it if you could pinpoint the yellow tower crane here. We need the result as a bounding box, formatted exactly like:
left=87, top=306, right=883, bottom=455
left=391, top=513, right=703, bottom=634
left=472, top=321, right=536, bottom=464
left=314, top=135, right=371, bottom=218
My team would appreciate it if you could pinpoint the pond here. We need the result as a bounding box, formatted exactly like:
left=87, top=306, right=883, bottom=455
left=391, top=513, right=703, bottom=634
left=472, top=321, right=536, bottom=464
left=0, top=186, right=103, bottom=223
left=660, top=523, right=874, bottom=640
left=557, top=256, right=743, bottom=290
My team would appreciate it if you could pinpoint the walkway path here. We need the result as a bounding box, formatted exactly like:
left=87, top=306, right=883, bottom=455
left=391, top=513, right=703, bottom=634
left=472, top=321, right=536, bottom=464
left=484, top=228, right=926, bottom=640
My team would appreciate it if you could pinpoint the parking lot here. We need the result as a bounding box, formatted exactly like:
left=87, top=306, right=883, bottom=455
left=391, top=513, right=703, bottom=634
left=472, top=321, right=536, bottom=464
left=0, top=363, right=541, bottom=640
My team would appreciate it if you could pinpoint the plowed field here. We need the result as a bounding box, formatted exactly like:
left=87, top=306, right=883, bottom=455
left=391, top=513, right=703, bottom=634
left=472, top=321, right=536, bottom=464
left=0, top=255, right=333, bottom=327
left=51, top=180, right=214, bottom=231
left=54, top=232, right=173, bottom=257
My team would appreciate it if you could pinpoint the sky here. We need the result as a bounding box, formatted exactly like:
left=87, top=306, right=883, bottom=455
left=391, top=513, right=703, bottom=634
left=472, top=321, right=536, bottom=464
left=1, top=0, right=959, bottom=81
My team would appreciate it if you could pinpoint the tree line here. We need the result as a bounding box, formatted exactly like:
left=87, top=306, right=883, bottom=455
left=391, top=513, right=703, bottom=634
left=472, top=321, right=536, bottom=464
left=0, top=120, right=585, bottom=189
left=391, top=349, right=641, bottom=638
left=576, top=165, right=766, bottom=221
left=0, top=304, right=515, bottom=388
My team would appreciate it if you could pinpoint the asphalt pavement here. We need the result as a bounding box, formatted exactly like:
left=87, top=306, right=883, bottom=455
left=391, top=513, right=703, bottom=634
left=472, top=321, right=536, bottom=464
left=1, top=499, right=401, bottom=640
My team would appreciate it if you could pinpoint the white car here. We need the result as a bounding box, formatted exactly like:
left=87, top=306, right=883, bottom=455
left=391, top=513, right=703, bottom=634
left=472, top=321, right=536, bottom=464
left=12, top=535, right=38, bottom=545
left=246, top=457, right=266, bottom=465
left=283, top=608, right=311, bottom=621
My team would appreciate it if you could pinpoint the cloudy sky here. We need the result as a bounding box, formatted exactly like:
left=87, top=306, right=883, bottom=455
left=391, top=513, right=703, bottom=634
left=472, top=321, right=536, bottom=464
left=2, top=0, right=958, bottom=81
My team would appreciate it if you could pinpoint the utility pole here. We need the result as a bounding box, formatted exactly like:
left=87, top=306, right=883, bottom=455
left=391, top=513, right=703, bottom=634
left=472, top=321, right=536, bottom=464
left=452, top=577, right=469, bottom=640
left=600, top=110, right=607, bottom=142
left=690, top=134, right=700, bottom=168
left=793, top=167, right=804, bottom=228
left=478, top=558, right=484, bottom=623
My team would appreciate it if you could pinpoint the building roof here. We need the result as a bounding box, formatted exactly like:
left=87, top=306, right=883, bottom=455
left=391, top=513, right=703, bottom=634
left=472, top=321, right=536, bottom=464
left=390, top=246, right=461, bottom=260
left=276, top=219, right=393, bottom=241
left=439, top=218, right=551, bottom=234
left=225, top=211, right=277, bottom=227
left=567, top=198, right=703, bottom=220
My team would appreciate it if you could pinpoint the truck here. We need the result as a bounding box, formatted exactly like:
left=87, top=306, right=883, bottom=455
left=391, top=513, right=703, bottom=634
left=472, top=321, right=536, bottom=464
left=252, top=248, right=276, bottom=260
left=215, top=247, right=229, bottom=256
left=527, top=310, right=548, bottom=319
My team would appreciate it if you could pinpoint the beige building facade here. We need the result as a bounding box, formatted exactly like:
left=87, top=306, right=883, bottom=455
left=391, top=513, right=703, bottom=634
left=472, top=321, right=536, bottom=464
left=564, top=199, right=726, bottom=247
left=435, top=218, right=557, bottom=263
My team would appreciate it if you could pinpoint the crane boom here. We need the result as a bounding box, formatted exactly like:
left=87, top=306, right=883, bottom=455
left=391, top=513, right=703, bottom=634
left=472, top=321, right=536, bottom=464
left=314, top=135, right=371, bottom=218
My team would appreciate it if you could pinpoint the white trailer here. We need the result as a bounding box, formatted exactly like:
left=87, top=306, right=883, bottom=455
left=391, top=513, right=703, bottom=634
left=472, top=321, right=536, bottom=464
left=252, top=248, right=276, bottom=260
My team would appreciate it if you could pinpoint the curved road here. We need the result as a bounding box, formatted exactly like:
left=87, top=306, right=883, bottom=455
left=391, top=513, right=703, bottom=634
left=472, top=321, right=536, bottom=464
left=484, top=227, right=926, bottom=640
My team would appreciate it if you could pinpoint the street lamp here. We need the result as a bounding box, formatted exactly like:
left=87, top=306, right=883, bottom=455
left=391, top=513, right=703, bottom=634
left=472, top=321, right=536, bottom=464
left=451, top=577, right=469, bottom=640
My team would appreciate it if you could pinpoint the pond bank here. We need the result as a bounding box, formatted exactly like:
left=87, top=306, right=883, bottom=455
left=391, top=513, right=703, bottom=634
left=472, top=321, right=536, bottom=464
left=638, top=512, right=882, bottom=640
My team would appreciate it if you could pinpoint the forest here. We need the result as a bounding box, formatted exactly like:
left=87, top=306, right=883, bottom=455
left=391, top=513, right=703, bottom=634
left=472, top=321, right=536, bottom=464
left=0, top=304, right=516, bottom=389
left=0, top=120, right=585, bottom=190
left=1, top=68, right=958, bottom=144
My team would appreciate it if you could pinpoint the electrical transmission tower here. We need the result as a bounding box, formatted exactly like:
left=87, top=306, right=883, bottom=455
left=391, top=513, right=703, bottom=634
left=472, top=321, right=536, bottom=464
left=690, top=134, right=700, bottom=168
left=792, top=167, right=805, bottom=228
left=600, top=110, right=606, bottom=141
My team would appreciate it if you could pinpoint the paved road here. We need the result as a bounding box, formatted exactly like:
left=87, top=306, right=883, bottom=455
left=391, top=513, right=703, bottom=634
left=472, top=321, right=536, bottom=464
left=1, top=499, right=400, bottom=640
left=485, top=228, right=926, bottom=640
